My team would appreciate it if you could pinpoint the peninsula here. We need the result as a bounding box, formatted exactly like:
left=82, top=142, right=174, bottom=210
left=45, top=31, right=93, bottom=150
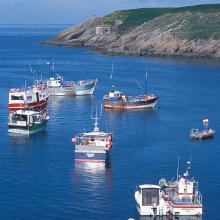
left=43, top=4, right=220, bottom=59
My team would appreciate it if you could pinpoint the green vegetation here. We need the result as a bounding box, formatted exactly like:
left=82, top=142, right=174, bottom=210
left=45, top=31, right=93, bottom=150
left=101, top=4, right=220, bottom=39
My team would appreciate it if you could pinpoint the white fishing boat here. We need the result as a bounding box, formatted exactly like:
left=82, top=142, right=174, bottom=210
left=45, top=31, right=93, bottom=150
left=8, top=109, right=49, bottom=135
left=46, top=74, right=74, bottom=96
left=135, top=161, right=203, bottom=217
left=73, top=79, right=97, bottom=96
left=72, top=108, right=112, bottom=162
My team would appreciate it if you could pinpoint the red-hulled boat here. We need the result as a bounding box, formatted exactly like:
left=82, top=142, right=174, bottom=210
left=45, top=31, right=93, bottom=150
left=8, top=85, right=49, bottom=111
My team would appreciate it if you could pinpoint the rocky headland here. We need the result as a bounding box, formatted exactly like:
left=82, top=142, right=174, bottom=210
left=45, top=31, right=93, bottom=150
left=43, top=4, right=220, bottom=59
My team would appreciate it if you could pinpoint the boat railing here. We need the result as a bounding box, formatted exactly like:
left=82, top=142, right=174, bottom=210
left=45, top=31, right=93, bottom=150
left=194, top=191, right=202, bottom=205
left=75, top=79, right=97, bottom=85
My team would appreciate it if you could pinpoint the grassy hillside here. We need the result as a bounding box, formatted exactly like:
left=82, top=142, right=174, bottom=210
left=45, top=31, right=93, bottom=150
left=101, top=4, right=220, bottom=36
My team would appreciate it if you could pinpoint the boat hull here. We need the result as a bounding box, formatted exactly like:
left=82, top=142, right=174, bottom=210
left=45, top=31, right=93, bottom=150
left=75, top=151, right=107, bottom=162
left=73, top=82, right=96, bottom=96
left=169, top=203, right=203, bottom=216
left=9, top=98, right=48, bottom=111
left=47, top=87, right=74, bottom=96
left=104, top=97, right=158, bottom=109
left=8, top=122, right=47, bottom=135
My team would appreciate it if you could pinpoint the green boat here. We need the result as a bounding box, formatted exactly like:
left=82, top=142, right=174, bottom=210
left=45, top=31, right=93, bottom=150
left=8, top=109, right=49, bottom=135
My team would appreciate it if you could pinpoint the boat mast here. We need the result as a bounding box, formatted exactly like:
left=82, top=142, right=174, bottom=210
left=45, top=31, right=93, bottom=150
left=91, top=106, right=100, bottom=132
left=110, top=63, right=113, bottom=80
left=145, top=68, right=148, bottom=96
left=176, top=156, right=180, bottom=181
left=109, top=63, right=114, bottom=91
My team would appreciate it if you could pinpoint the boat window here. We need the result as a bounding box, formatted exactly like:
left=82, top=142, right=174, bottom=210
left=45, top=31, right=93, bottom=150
left=11, top=95, right=24, bottom=100
left=12, top=114, right=27, bottom=121
left=182, top=196, right=192, bottom=204
left=142, top=188, right=159, bottom=206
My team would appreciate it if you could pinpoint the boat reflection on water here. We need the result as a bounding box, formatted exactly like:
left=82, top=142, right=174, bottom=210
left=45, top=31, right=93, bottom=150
left=138, top=216, right=202, bottom=220
left=74, top=156, right=112, bottom=172
left=104, top=106, right=157, bottom=113
left=74, top=157, right=112, bottom=189
left=8, top=133, right=34, bottom=145
left=8, top=130, right=47, bottom=145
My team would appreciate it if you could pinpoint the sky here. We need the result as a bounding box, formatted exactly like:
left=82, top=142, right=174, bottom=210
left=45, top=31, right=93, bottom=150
left=1, top=0, right=220, bottom=24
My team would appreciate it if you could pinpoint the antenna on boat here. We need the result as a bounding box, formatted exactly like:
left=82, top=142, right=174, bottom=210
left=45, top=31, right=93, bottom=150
left=176, top=156, right=180, bottom=181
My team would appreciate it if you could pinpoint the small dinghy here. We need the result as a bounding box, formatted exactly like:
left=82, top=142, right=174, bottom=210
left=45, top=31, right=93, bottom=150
left=190, top=119, right=215, bottom=140
left=190, top=128, right=215, bottom=140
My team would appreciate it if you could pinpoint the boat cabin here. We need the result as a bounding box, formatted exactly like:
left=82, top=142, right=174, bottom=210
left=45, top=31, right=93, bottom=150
left=138, top=184, right=160, bottom=207
left=47, top=75, right=63, bottom=88
left=109, top=90, right=122, bottom=98
left=9, top=110, right=44, bottom=126
left=76, top=132, right=109, bottom=147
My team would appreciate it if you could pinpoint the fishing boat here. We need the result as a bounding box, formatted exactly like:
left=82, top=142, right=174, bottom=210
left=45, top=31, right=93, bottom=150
left=72, top=109, right=112, bottom=162
left=135, top=161, right=203, bottom=216
left=8, top=109, right=49, bottom=135
left=103, top=86, right=158, bottom=109
left=9, top=85, right=49, bottom=111
left=73, top=79, right=97, bottom=96
left=190, top=128, right=215, bottom=140
left=103, top=69, right=158, bottom=109
left=46, top=74, right=74, bottom=96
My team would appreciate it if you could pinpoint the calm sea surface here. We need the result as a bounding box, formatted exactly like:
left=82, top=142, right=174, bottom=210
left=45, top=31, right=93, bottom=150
left=0, top=25, right=220, bottom=220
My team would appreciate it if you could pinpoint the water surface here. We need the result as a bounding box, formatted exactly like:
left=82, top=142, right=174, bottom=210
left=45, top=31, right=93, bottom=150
left=0, top=25, right=220, bottom=220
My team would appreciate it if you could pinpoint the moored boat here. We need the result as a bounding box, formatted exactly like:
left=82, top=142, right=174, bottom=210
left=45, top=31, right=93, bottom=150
left=103, top=88, right=158, bottom=109
left=9, top=86, right=49, bottom=111
left=134, top=161, right=203, bottom=217
left=104, top=69, right=158, bottom=110
left=73, top=79, right=97, bottom=96
left=190, top=119, right=215, bottom=140
left=46, top=74, right=74, bottom=96
left=72, top=110, right=112, bottom=162
left=190, top=128, right=215, bottom=140
left=8, top=108, right=49, bottom=135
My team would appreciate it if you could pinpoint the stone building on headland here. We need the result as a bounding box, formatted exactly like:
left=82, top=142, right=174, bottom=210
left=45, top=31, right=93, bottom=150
left=96, top=26, right=111, bottom=35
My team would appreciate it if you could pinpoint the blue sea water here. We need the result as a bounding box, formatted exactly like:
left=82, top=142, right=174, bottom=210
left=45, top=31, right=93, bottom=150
left=0, top=25, right=220, bottom=220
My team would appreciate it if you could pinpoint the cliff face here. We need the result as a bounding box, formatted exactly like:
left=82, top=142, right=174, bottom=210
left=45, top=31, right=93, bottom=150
left=44, top=4, right=220, bottom=59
